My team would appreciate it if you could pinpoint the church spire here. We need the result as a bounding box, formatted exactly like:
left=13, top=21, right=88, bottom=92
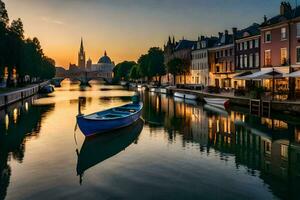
left=104, top=50, right=107, bottom=56
left=80, top=37, right=84, bottom=52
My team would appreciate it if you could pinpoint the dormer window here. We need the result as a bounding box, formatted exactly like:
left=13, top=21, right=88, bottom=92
left=201, top=41, right=206, bottom=48
left=265, top=31, right=272, bottom=43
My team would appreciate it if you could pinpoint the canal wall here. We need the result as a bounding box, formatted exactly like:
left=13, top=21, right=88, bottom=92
left=168, top=88, right=300, bottom=114
left=0, top=81, right=50, bottom=109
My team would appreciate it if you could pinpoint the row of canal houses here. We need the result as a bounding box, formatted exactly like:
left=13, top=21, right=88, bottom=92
left=164, top=2, right=300, bottom=97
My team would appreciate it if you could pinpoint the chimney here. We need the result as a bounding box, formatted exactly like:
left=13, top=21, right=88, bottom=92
left=218, top=32, right=223, bottom=39
left=280, top=2, right=292, bottom=16
left=232, top=27, right=237, bottom=36
left=225, top=30, right=229, bottom=36
left=264, top=15, right=268, bottom=23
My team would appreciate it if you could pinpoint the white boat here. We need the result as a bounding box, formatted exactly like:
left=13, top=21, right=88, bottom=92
left=150, top=88, right=156, bottom=92
left=204, top=98, right=229, bottom=109
left=174, top=92, right=197, bottom=100
left=159, top=88, right=167, bottom=94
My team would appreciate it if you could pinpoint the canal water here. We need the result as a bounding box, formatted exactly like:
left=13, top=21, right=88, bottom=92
left=0, top=80, right=299, bottom=200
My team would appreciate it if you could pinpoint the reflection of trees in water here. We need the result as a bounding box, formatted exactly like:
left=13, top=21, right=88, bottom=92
left=143, top=92, right=300, bottom=199
left=0, top=103, right=55, bottom=200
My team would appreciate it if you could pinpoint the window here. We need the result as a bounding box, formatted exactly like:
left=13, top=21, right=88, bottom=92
left=249, top=54, right=253, bottom=68
left=229, top=49, right=233, bottom=56
left=240, top=55, right=243, bottom=68
left=240, top=43, right=243, bottom=51
left=281, top=48, right=288, bottom=65
left=264, top=50, right=271, bottom=66
left=254, top=39, right=259, bottom=48
left=265, top=31, right=271, bottom=43
left=297, top=23, right=300, bottom=37
left=225, top=50, right=228, bottom=57
left=255, top=53, right=259, bottom=67
left=220, top=51, right=223, bottom=57
left=249, top=40, right=253, bottom=49
left=244, top=55, right=248, bottom=67
left=201, top=41, right=206, bottom=48
left=281, top=145, right=288, bottom=159
left=296, top=47, right=300, bottom=63
left=264, top=141, right=271, bottom=154
left=244, top=42, right=248, bottom=50
left=281, top=27, right=287, bottom=40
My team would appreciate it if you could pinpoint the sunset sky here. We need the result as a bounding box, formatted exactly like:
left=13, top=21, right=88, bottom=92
left=4, top=0, right=291, bottom=68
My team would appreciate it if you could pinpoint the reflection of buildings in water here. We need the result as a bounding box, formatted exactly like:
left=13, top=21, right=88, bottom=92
left=0, top=100, right=55, bottom=200
left=143, top=91, right=300, bottom=198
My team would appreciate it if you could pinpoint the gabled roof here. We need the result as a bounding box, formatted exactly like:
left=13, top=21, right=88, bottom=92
left=261, top=6, right=300, bottom=28
left=236, top=23, right=260, bottom=40
left=175, top=40, right=197, bottom=51
left=212, top=34, right=234, bottom=47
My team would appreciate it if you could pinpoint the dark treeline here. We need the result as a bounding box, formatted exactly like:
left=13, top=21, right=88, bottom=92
left=114, top=47, right=166, bottom=85
left=0, top=0, right=55, bottom=87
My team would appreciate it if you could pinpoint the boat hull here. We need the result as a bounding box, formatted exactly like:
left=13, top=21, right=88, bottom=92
left=77, top=104, right=143, bottom=137
left=174, top=92, right=197, bottom=100
left=204, top=98, right=230, bottom=109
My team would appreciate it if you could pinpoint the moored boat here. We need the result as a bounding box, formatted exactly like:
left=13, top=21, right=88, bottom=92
left=204, top=98, right=230, bottom=109
left=77, top=102, right=143, bottom=137
left=174, top=92, right=197, bottom=100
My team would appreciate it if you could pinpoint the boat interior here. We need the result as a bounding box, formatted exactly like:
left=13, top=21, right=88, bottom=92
left=84, top=104, right=141, bottom=120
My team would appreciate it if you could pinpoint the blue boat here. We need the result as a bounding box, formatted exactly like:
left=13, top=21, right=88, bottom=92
left=77, top=102, right=143, bottom=137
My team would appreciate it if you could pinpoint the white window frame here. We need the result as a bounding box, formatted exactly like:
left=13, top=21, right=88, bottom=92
left=249, top=54, right=253, bottom=68
left=244, top=42, right=248, bottom=50
left=255, top=53, right=259, bottom=67
left=281, top=27, right=287, bottom=40
left=240, top=55, right=243, bottom=68
left=265, top=31, right=272, bottom=43
left=254, top=39, right=259, bottom=48
left=244, top=54, right=248, bottom=67
left=249, top=40, right=253, bottom=49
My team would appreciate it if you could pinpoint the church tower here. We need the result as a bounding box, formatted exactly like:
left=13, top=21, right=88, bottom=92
left=78, top=38, right=86, bottom=70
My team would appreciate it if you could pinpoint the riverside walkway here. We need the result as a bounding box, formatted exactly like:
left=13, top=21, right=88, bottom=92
left=0, top=81, right=50, bottom=108
left=168, top=88, right=300, bottom=114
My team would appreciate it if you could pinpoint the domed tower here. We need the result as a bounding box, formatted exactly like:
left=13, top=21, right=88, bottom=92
left=98, top=51, right=112, bottom=64
left=78, top=38, right=86, bottom=70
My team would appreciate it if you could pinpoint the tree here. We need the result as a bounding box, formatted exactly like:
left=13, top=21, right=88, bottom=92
left=167, top=58, right=183, bottom=85
left=114, top=61, right=136, bottom=81
left=0, top=0, right=9, bottom=78
left=129, top=64, right=140, bottom=82
left=137, top=54, right=149, bottom=80
left=147, top=47, right=166, bottom=85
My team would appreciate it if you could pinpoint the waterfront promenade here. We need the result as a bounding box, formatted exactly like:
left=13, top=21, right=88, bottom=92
left=0, top=81, right=50, bottom=108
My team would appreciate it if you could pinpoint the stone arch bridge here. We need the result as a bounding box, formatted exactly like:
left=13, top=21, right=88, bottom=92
left=52, top=71, right=113, bottom=87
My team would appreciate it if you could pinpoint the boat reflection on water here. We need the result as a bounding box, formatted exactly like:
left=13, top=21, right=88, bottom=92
left=76, top=119, right=144, bottom=184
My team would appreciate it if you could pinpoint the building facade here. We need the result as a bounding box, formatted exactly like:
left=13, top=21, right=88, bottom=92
left=235, top=23, right=261, bottom=87
left=164, top=37, right=196, bottom=84
left=260, top=2, right=300, bottom=97
left=191, top=36, right=218, bottom=86
left=209, top=30, right=236, bottom=88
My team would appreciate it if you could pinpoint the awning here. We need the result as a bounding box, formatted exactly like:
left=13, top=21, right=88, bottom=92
left=235, top=68, right=284, bottom=80
left=233, top=71, right=253, bottom=80
left=284, top=70, right=300, bottom=77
